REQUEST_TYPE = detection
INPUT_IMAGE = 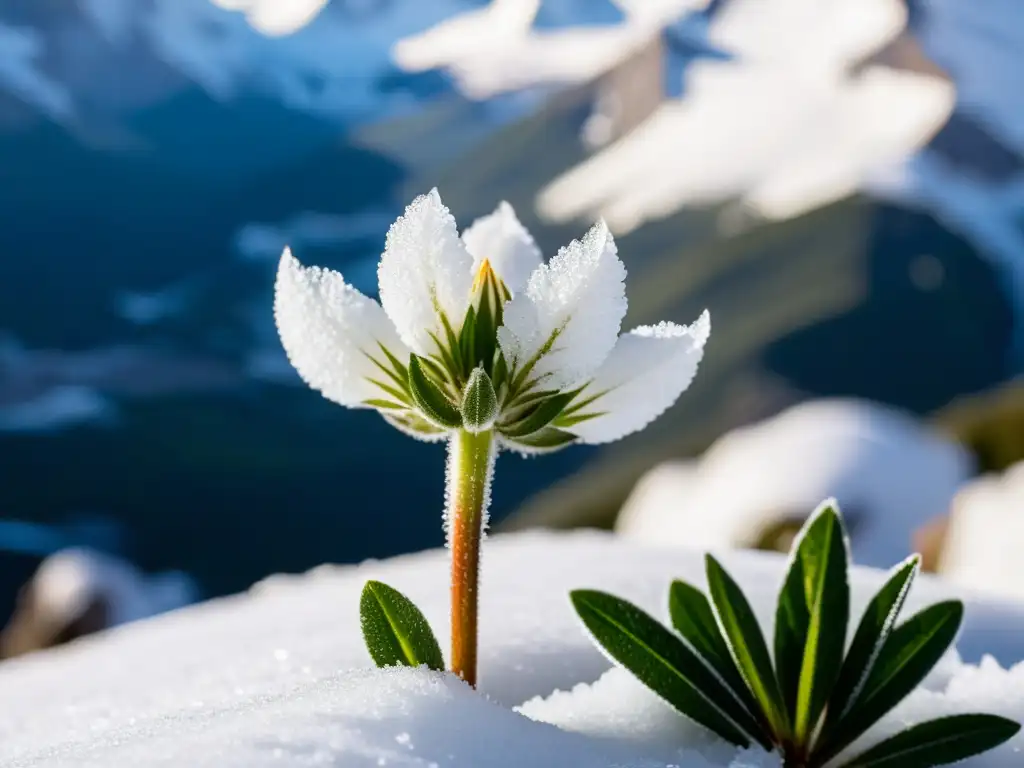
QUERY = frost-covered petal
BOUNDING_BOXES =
[568,311,710,444]
[275,248,411,408]
[497,221,626,391]
[462,202,542,294]
[378,189,475,356]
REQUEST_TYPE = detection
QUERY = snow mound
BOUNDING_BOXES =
[942,461,1024,602]
[0,531,1022,766]
[616,399,973,569]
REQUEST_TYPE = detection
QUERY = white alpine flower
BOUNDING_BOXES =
[274,188,709,452]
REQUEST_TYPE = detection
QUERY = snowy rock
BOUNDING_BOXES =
[393,0,709,101]
[940,461,1024,602]
[536,0,958,232]
[209,0,330,37]
[0,548,197,659]
[0,531,1022,766]
[615,399,974,569]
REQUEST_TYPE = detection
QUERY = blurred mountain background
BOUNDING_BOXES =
[1,0,1023,627]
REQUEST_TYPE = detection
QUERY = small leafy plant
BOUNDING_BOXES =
[277,189,709,687]
[572,500,1020,767]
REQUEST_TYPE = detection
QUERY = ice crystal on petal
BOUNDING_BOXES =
[276,188,709,452]
[568,311,710,444]
[378,189,475,356]
[274,248,411,408]
[498,220,627,392]
[462,202,542,295]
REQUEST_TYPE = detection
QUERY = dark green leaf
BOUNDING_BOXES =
[774,501,850,741]
[826,555,920,729]
[458,306,477,373]
[570,589,764,748]
[439,312,466,378]
[417,355,452,387]
[427,330,460,379]
[408,354,462,429]
[669,580,768,733]
[817,601,964,764]
[472,285,500,373]
[367,378,413,407]
[491,352,509,394]
[553,410,605,428]
[501,391,576,438]
[505,426,577,452]
[359,580,444,671]
[460,367,498,431]
[705,555,790,738]
[838,714,1020,768]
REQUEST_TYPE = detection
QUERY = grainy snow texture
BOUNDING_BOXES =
[1,532,1022,767]
[275,189,710,449]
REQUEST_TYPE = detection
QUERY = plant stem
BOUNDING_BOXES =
[446,428,496,687]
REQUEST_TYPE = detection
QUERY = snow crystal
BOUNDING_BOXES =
[377,190,475,358]
[274,248,412,408]
[498,221,627,392]
[0,532,1022,766]
[569,313,710,445]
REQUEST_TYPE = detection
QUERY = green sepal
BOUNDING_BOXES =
[458,305,477,374]
[362,398,407,410]
[461,367,498,432]
[501,391,575,438]
[471,283,501,374]
[408,354,462,429]
[504,426,577,452]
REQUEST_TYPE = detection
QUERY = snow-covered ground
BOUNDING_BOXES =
[1,531,1023,766]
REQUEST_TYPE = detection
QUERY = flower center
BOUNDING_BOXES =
[471,259,496,294]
